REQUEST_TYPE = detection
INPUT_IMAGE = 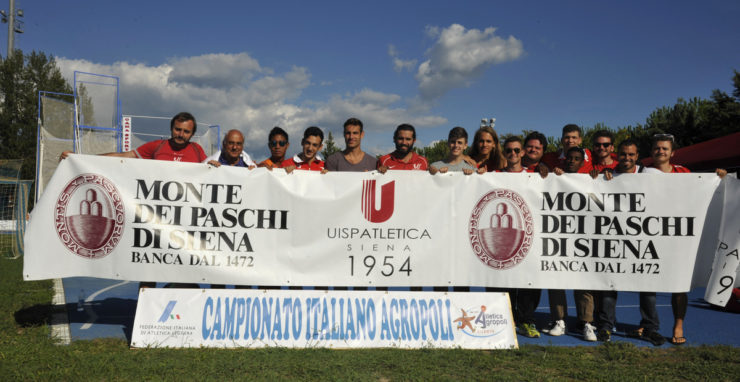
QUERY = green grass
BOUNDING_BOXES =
[1,258,738,381]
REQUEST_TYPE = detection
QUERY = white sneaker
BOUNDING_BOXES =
[583,323,597,342]
[543,320,566,336]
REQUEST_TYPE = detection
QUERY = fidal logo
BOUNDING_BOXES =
[55,173,125,259]
[158,301,181,322]
[361,180,395,223]
[469,189,534,270]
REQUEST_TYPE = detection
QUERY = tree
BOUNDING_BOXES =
[415,140,448,164]
[321,131,340,159]
[0,50,72,180]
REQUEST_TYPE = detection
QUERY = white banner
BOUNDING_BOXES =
[24,155,730,292]
[704,178,740,305]
[131,289,517,349]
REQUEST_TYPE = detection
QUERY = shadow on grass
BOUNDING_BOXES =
[14,298,137,343]
[14,303,52,327]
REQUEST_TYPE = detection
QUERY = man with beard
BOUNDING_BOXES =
[205,129,256,168]
[61,112,206,162]
[60,112,205,290]
[326,118,377,171]
[596,139,663,345]
[377,124,428,172]
[589,130,618,174]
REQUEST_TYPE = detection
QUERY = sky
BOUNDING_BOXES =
[9,0,740,158]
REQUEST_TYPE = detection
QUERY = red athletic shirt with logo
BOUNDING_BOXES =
[377,152,428,171]
[281,157,325,171]
[654,164,690,173]
[135,139,206,163]
[592,160,618,173]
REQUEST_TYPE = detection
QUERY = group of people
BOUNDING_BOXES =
[60,112,728,346]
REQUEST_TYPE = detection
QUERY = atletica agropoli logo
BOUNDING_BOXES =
[55,173,125,259]
[469,189,534,270]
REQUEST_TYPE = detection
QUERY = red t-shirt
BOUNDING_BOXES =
[542,149,594,173]
[258,158,285,168]
[135,139,206,163]
[654,164,690,173]
[281,157,325,171]
[377,152,428,171]
[592,160,618,173]
[496,168,529,173]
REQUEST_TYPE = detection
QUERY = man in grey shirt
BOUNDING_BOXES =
[430,127,476,175]
[325,118,377,171]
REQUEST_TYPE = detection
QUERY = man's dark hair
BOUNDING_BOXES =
[591,129,614,145]
[268,126,289,142]
[171,112,197,134]
[303,126,324,143]
[448,126,468,142]
[524,131,547,147]
[343,118,364,132]
[566,146,585,157]
[562,124,581,137]
[394,123,416,140]
[617,138,638,153]
[651,133,676,150]
[503,136,522,146]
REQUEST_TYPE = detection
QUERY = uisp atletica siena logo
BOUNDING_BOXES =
[469,189,533,270]
[361,180,395,223]
[55,173,125,259]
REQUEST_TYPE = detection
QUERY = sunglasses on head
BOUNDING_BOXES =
[653,133,674,142]
[269,140,287,147]
[504,147,521,154]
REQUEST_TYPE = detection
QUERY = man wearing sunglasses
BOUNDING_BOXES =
[498,136,527,173]
[258,127,290,169]
[497,136,548,338]
[589,130,618,174]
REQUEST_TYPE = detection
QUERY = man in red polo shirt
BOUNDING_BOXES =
[377,124,428,172]
[282,126,327,173]
[61,112,206,162]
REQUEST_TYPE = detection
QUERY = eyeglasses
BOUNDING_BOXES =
[593,142,612,148]
[269,140,287,147]
[653,133,674,142]
[504,147,521,154]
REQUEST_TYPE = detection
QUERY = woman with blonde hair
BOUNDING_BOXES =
[470,126,506,173]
